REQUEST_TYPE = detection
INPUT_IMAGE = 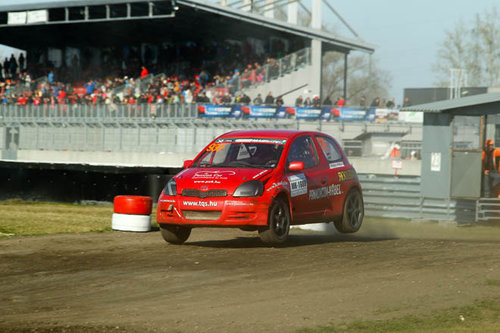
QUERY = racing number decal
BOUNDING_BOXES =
[337,169,356,181]
[317,137,328,151]
[288,174,307,197]
[206,143,226,152]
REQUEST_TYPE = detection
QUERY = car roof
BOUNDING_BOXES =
[218,129,324,141]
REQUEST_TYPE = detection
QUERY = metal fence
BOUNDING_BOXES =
[0,103,198,121]
[359,174,477,223]
[475,198,500,222]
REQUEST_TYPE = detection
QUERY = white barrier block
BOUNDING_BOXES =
[112,213,151,232]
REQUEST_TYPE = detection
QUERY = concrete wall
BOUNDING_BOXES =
[3,120,423,175]
[16,150,195,168]
[14,150,421,176]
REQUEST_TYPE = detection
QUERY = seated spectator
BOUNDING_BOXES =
[335,96,345,107]
[403,97,411,107]
[264,91,274,105]
[239,93,251,105]
[220,92,232,105]
[304,97,311,107]
[195,91,210,103]
[253,93,263,105]
[370,97,380,107]
[312,95,321,108]
[295,95,303,106]
[275,95,284,108]
[359,95,367,108]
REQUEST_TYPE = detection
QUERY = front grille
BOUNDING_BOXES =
[182,210,222,220]
[182,189,227,198]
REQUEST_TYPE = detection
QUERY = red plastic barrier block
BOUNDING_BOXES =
[114,195,152,215]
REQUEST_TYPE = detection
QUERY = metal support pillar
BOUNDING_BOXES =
[343,52,348,100]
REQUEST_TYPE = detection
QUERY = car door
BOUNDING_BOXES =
[314,135,351,217]
[285,135,329,222]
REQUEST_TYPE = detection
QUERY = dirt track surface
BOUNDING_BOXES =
[1,219,499,333]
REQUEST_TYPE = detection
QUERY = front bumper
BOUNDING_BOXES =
[157,195,271,227]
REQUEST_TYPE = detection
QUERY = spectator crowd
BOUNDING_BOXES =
[1,39,402,110]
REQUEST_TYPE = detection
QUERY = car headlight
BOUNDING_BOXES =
[163,178,177,196]
[233,180,264,197]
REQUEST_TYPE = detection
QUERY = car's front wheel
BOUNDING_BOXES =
[259,198,290,245]
[160,224,191,244]
[334,189,364,233]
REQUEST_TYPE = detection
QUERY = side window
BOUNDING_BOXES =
[287,135,319,169]
[316,136,343,162]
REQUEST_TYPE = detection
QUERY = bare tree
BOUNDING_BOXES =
[434,6,500,88]
[476,7,500,87]
[322,52,391,106]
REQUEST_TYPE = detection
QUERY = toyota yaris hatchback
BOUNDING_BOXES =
[157,129,364,245]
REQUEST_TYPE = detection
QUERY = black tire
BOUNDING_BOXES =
[334,189,364,233]
[259,198,290,245]
[160,224,191,244]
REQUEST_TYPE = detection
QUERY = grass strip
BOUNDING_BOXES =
[297,298,500,333]
[0,199,158,237]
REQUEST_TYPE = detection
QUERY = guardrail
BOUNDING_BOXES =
[475,198,500,222]
[359,174,477,223]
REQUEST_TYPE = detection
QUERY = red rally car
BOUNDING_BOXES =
[157,129,364,245]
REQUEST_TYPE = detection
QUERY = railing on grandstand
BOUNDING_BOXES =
[213,47,311,95]
[110,73,167,97]
[8,75,44,96]
[0,103,198,120]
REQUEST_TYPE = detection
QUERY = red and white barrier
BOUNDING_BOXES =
[112,195,152,232]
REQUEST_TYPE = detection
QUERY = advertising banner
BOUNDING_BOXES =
[398,110,423,123]
[294,107,322,120]
[198,105,233,117]
[241,105,280,118]
[326,107,374,122]
[375,108,399,122]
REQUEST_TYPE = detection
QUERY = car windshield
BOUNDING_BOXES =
[193,138,286,169]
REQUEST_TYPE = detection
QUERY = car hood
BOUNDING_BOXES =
[175,167,273,194]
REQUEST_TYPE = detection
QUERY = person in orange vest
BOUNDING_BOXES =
[482,139,499,197]
[389,144,400,158]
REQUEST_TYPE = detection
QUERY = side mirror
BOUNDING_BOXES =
[183,160,194,169]
[288,161,304,171]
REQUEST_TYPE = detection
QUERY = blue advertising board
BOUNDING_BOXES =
[294,107,322,120]
[241,105,279,118]
[197,104,376,121]
[197,104,233,117]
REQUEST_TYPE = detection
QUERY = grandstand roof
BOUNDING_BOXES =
[0,0,375,54]
[401,92,500,116]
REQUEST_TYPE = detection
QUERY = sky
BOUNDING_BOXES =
[1,0,499,104]
[331,0,499,103]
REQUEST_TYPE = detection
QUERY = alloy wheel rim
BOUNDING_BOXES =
[273,203,288,236]
[348,195,362,228]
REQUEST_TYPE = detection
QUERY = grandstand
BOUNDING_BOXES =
[0,0,421,203]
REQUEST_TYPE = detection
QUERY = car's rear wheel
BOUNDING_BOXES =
[160,224,191,244]
[259,198,290,245]
[334,189,364,233]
